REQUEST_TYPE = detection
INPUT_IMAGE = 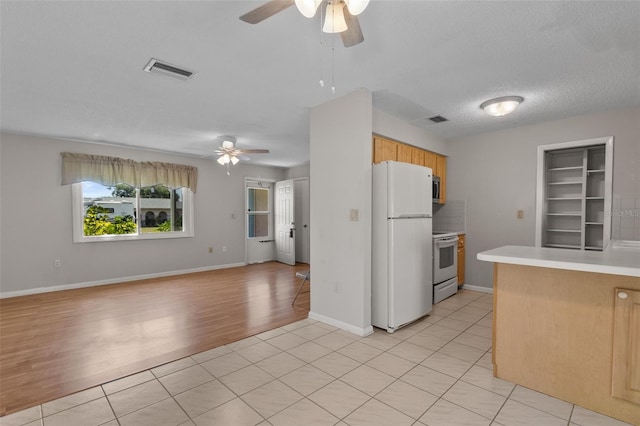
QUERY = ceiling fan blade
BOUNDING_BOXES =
[341,10,364,47]
[239,0,295,24]
[240,149,270,154]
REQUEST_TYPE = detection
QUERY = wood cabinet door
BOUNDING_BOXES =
[436,154,446,204]
[373,137,398,164]
[424,151,436,172]
[397,144,413,164]
[611,288,640,404]
[412,149,426,167]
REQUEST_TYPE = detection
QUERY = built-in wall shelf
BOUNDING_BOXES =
[536,138,613,252]
[546,243,581,249]
[548,181,583,186]
[549,166,583,171]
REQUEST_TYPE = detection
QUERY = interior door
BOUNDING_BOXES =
[275,179,295,265]
[246,180,274,264]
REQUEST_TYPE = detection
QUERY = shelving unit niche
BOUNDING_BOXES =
[537,140,612,251]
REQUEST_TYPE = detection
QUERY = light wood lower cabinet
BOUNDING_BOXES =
[492,264,640,424]
[372,135,447,203]
[457,234,465,285]
[612,288,640,404]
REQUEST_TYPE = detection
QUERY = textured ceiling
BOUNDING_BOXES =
[1,1,639,167]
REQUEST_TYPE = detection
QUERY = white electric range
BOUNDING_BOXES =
[432,231,459,303]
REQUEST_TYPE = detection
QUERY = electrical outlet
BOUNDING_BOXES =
[222,246,227,252]
[350,209,360,221]
[54,259,61,268]
[334,282,342,293]
[517,210,524,219]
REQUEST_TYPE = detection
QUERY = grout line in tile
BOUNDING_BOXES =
[104,396,121,426]
[568,404,576,424]
[488,376,518,424]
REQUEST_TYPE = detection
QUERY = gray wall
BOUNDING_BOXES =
[309,89,373,335]
[285,163,310,180]
[447,106,640,288]
[373,109,449,156]
[0,132,287,296]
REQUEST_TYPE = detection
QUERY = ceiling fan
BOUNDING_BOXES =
[240,0,369,48]
[213,136,270,174]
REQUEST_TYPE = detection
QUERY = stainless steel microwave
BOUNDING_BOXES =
[433,176,441,202]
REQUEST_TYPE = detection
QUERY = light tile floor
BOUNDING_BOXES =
[1,290,633,426]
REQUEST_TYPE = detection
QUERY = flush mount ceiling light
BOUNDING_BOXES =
[480,96,524,117]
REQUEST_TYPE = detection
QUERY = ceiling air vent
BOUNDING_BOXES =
[428,115,448,123]
[143,58,196,81]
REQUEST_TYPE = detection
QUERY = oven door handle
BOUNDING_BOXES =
[435,237,459,246]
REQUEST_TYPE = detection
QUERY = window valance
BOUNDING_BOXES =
[61,152,198,193]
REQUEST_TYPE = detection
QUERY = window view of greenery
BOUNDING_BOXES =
[82,182,183,237]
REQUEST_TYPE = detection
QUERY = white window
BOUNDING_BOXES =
[247,186,271,238]
[72,181,194,242]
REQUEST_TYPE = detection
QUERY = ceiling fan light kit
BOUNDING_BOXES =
[295,0,369,20]
[295,0,322,18]
[480,96,524,117]
[344,0,370,16]
[240,0,367,47]
[212,136,270,174]
[323,2,348,33]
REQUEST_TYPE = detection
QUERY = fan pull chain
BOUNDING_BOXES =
[318,4,324,88]
[330,2,335,94]
[331,38,335,94]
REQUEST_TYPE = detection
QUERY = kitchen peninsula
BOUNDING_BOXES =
[478,245,640,425]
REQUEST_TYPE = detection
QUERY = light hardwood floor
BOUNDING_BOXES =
[0,261,310,416]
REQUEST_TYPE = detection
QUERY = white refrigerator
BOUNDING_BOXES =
[372,161,433,333]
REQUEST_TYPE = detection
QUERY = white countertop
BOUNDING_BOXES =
[477,245,640,277]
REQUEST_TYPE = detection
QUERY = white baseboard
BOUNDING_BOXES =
[308,311,374,337]
[462,283,494,294]
[0,262,247,299]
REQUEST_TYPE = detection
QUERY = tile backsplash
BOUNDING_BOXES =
[611,195,640,240]
[433,200,466,233]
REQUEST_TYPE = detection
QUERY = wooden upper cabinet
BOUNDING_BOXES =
[611,288,640,405]
[372,135,447,204]
[411,149,426,167]
[424,151,437,172]
[397,143,413,163]
[373,136,398,164]
[436,154,447,204]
